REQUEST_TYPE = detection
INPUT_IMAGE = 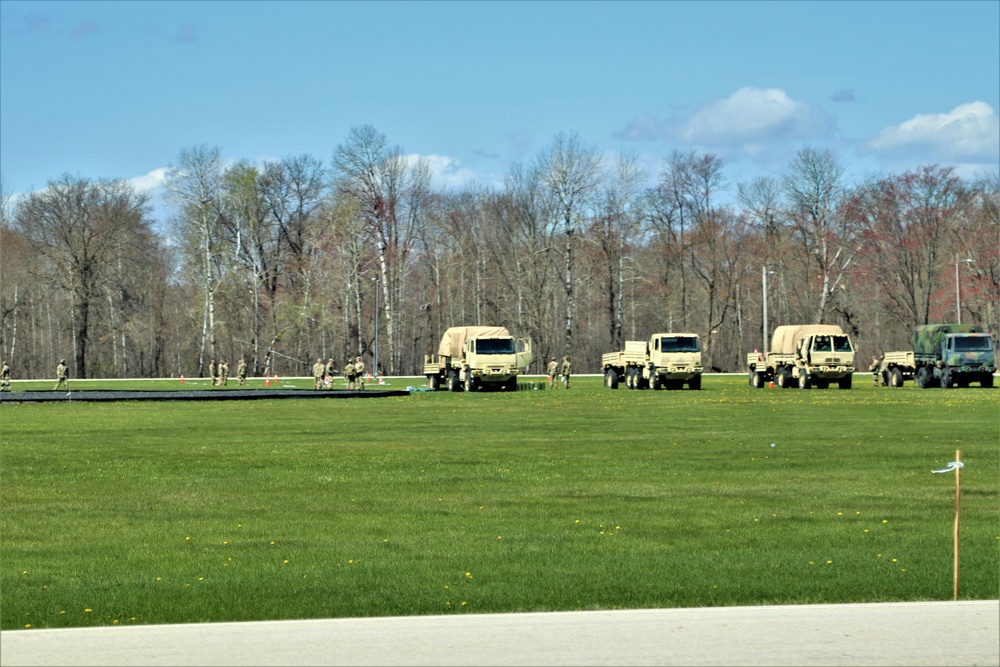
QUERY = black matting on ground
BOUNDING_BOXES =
[0,388,409,404]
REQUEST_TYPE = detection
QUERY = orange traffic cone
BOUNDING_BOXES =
[378,375,385,385]
[180,374,185,384]
[265,375,271,386]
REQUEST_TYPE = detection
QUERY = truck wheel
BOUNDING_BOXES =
[689,375,701,390]
[464,374,477,392]
[627,367,637,389]
[814,379,829,389]
[776,367,791,388]
[983,374,994,388]
[652,375,663,390]
[889,368,903,388]
[505,377,518,392]
[838,374,853,389]
[448,370,461,392]
[916,367,933,389]
[427,374,440,391]
[798,369,811,389]
[751,372,764,389]
[940,370,953,389]
[605,369,619,389]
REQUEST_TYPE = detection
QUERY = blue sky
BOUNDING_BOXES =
[2,0,998,219]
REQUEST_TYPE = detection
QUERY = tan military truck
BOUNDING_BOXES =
[602,333,703,390]
[747,324,855,389]
[424,326,532,392]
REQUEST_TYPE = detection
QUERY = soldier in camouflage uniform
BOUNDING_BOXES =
[312,358,325,390]
[209,359,217,386]
[343,359,356,390]
[55,359,69,391]
[324,358,335,389]
[354,356,366,390]
[1,360,10,392]
[237,358,247,386]
[219,360,229,386]
[560,356,572,389]
[547,358,558,389]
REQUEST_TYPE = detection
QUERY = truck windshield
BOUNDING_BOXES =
[832,336,853,352]
[660,336,700,353]
[475,338,515,354]
[953,336,994,352]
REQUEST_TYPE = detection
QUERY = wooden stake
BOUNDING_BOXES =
[953,449,962,601]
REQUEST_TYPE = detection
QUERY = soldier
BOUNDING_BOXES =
[354,356,366,390]
[560,355,572,389]
[208,359,217,386]
[237,358,248,386]
[325,358,335,389]
[312,358,325,390]
[55,358,69,391]
[343,358,356,390]
[1,359,11,392]
[219,359,229,386]
[869,355,880,387]
[547,357,558,390]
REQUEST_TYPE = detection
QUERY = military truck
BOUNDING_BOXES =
[423,326,532,392]
[601,333,703,390]
[747,324,855,389]
[878,324,995,388]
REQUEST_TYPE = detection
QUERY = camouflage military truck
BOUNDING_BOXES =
[879,324,995,388]
[423,326,532,392]
[747,324,855,389]
[601,333,703,390]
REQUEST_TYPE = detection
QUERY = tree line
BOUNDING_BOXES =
[2,125,998,381]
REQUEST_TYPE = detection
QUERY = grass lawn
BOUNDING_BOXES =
[1,374,997,630]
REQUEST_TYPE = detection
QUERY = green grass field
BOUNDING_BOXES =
[2,375,998,630]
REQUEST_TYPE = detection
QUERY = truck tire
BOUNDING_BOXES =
[605,368,619,389]
[814,379,829,389]
[940,369,953,389]
[505,377,518,392]
[776,366,791,388]
[838,374,853,389]
[750,372,764,388]
[798,368,811,389]
[983,373,994,388]
[448,370,461,392]
[627,367,638,389]
[889,367,903,388]
[464,374,477,392]
[916,366,933,389]
[427,374,440,391]
[652,375,663,390]
[689,374,701,390]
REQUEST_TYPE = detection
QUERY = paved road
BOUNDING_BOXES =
[2,601,997,666]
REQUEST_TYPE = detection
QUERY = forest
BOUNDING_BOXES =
[1,125,997,380]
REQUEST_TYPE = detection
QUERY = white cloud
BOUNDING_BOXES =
[864,102,1000,162]
[615,88,834,165]
[130,167,170,193]
[405,154,492,191]
[680,87,833,145]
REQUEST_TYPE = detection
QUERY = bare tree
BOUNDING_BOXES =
[536,132,602,356]
[165,145,228,376]
[783,147,860,322]
[15,175,152,378]
[333,125,426,374]
[847,166,963,327]
[593,152,645,349]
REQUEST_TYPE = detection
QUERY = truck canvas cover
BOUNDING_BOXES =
[912,324,985,355]
[437,326,511,358]
[770,325,845,355]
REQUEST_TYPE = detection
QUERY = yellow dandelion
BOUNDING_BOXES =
[283,560,289,564]
[461,601,467,606]
[84,608,92,613]
[185,536,190,541]
[113,620,119,625]
[25,624,31,628]
[826,560,832,564]
[465,571,472,578]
